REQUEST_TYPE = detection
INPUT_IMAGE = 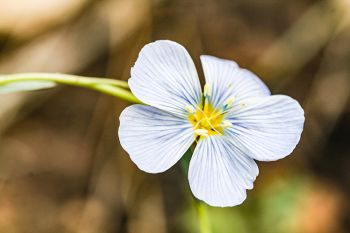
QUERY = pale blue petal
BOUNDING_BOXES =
[118,104,195,173]
[225,95,305,161]
[188,136,259,207]
[200,55,270,109]
[129,40,202,118]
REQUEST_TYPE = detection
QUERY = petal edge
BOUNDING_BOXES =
[188,136,258,207]
[129,40,202,118]
[226,95,305,161]
[118,104,195,173]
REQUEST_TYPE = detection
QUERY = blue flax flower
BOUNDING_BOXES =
[118,40,304,207]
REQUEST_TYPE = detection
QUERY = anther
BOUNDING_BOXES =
[194,129,209,137]
[185,105,195,114]
[223,96,235,109]
[203,84,212,97]
[222,120,232,128]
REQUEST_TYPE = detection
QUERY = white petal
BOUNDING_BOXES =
[129,40,202,118]
[188,136,259,207]
[200,55,270,109]
[118,104,195,173]
[225,95,305,161]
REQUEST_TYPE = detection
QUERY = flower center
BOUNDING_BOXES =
[188,103,225,137]
[186,84,234,138]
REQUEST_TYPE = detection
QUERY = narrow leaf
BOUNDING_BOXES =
[0,81,56,94]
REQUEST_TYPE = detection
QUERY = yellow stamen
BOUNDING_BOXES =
[222,120,232,128]
[185,105,195,114]
[224,96,235,109]
[194,129,209,137]
[187,85,237,138]
[203,84,212,97]
[188,102,225,137]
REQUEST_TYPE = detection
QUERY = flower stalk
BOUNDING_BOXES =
[0,73,141,104]
[181,149,212,233]
[196,201,211,233]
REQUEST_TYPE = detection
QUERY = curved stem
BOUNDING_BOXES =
[0,73,129,88]
[0,73,142,104]
[92,84,141,103]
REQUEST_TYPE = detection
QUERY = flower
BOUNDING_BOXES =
[118,40,304,207]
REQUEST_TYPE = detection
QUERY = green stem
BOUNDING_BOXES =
[196,201,211,233]
[92,84,141,103]
[0,73,142,104]
[181,148,212,233]
[0,73,129,88]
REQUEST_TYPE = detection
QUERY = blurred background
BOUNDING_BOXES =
[0,0,349,232]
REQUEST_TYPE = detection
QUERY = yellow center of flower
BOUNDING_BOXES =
[188,103,225,137]
[186,84,233,138]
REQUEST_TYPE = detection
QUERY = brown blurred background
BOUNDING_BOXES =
[0,0,349,232]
